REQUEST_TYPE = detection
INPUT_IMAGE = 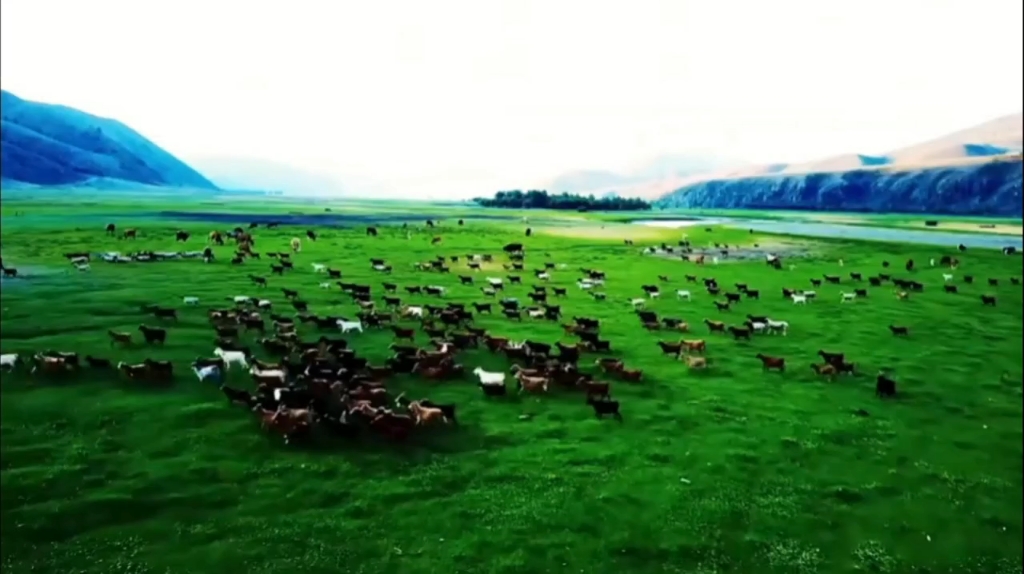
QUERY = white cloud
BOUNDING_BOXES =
[2,0,1021,197]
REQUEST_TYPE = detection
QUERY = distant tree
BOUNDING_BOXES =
[473,189,651,211]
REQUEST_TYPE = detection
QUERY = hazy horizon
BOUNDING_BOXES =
[2,0,1022,198]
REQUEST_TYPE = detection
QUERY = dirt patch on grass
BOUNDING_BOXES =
[649,240,820,262]
[800,214,870,225]
[538,224,678,241]
[913,221,1023,236]
[157,211,516,226]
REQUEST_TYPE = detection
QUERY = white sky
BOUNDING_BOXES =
[2,0,1022,198]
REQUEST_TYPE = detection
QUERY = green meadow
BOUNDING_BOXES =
[1,198,1021,574]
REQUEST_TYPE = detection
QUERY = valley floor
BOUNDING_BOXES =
[1,199,1022,574]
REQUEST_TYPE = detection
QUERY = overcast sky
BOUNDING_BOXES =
[2,0,1022,197]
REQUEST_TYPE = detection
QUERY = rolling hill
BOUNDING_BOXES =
[546,155,745,199]
[0,90,216,189]
[655,114,1023,216]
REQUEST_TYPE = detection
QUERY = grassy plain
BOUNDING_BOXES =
[1,198,1022,574]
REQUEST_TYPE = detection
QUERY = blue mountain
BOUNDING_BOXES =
[0,90,216,189]
[655,160,1023,216]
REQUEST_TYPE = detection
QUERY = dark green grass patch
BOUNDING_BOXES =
[1,213,1022,574]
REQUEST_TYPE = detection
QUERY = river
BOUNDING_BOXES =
[634,218,1023,250]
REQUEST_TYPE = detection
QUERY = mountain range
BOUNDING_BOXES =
[1,88,1020,215]
[655,114,1023,216]
[546,155,744,197]
[0,90,216,190]
[553,114,1022,201]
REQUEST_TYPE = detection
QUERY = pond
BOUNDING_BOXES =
[634,219,1024,250]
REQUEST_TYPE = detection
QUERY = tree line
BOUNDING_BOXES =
[474,189,651,211]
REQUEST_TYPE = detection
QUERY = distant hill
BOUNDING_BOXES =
[547,170,633,195]
[547,155,745,199]
[0,90,216,189]
[656,114,1023,216]
[885,113,1022,166]
[188,156,348,196]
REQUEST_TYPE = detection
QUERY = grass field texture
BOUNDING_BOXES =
[1,202,1022,574]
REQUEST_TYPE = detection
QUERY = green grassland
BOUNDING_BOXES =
[1,200,1022,574]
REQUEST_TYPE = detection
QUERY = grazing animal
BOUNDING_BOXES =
[614,366,638,380]
[338,320,364,333]
[250,365,287,384]
[403,305,425,318]
[587,396,623,421]
[220,385,254,406]
[107,329,132,347]
[685,355,708,369]
[138,325,166,344]
[876,372,897,397]
[675,289,692,301]
[704,319,726,333]
[517,374,549,393]
[290,237,302,252]
[681,339,706,354]
[818,350,844,365]
[981,294,997,306]
[888,325,909,336]
[755,353,785,372]
[1,354,21,372]
[791,293,807,305]
[811,363,837,378]
[182,296,200,305]
[657,341,684,357]
[577,378,611,399]
[840,291,856,303]
[478,380,507,396]
[473,367,506,385]
[214,348,249,370]
[745,320,766,334]
[727,326,751,340]
[765,319,788,336]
